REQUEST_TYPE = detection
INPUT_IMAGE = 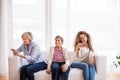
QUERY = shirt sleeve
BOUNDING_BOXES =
[17,44,23,52]
[70,52,76,63]
[64,48,70,66]
[25,46,40,63]
[47,47,53,69]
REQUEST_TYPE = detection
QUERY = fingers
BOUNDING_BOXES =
[79,42,87,47]
[46,69,51,74]
[10,49,18,56]
[11,49,15,52]
[61,64,68,72]
[62,67,67,72]
[10,49,15,55]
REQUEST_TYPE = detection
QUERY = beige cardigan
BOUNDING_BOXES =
[47,46,70,69]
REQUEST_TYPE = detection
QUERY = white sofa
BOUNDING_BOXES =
[8,52,107,80]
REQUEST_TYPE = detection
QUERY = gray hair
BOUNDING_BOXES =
[55,35,64,43]
[21,32,33,42]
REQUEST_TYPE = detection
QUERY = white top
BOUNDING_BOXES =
[71,46,93,63]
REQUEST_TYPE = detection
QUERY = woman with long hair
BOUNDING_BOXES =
[71,31,96,80]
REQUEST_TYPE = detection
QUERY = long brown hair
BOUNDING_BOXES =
[74,31,93,51]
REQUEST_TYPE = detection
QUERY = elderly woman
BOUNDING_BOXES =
[46,35,70,80]
[11,32,47,80]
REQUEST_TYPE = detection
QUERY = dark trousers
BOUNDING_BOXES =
[20,61,47,80]
[51,62,70,80]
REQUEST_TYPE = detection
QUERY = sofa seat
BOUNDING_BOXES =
[34,68,83,80]
[8,52,106,80]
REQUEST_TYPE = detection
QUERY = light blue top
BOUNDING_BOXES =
[17,42,47,64]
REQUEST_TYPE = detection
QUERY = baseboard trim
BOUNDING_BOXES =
[0,73,8,77]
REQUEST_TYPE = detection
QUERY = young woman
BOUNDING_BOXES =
[46,35,70,80]
[11,32,47,80]
[71,31,96,80]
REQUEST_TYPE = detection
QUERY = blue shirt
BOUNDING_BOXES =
[17,42,47,64]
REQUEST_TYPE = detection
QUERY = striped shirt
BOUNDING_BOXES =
[53,49,65,62]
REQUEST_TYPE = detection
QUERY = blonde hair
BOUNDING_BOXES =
[21,32,33,42]
[74,31,93,51]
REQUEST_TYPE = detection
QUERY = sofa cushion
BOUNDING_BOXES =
[34,68,84,80]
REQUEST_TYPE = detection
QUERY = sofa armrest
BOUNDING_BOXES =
[8,55,20,80]
[95,55,107,80]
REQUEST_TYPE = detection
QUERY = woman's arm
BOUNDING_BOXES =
[88,51,95,65]
[16,53,26,59]
[47,47,54,69]
[46,46,54,74]
[24,45,41,63]
[61,64,69,72]
[11,49,26,59]
[63,48,70,66]
[61,48,69,72]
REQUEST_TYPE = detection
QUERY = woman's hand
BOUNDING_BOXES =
[46,69,51,74]
[11,49,18,56]
[88,54,95,65]
[79,42,87,47]
[11,49,26,59]
[75,42,87,54]
[75,43,80,53]
[61,64,68,72]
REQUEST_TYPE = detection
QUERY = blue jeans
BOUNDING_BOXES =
[88,64,95,80]
[51,62,70,80]
[20,61,47,80]
[71,62,95,80]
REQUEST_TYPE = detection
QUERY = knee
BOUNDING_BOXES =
[51,64,60,70]
[26,67,32,73]
[65,66,70,73]
[70,63,74,68]
[89,65,95,71]
[20,65,27,72]
[82,63,89,70]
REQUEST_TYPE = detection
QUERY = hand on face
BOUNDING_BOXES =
[78,42,87,47]
[75,42,87,52]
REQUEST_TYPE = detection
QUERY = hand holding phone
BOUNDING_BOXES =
[10,49,18,55]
